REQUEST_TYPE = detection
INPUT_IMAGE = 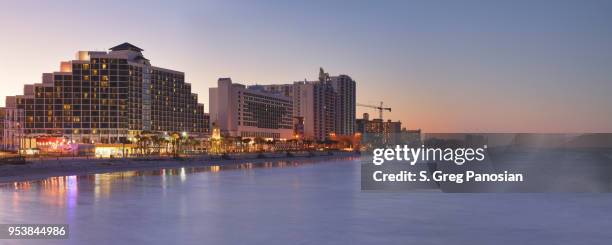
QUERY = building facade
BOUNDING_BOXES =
[0,109,4,149]
[0,99,24,151]
[1,43,206,151]
[209,78,293,139]
[202,113,210,134]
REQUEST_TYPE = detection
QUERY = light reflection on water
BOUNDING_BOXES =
[0,158,356,208]
[0,157,611,245]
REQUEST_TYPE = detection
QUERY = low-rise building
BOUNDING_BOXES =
[1,99,24,151]
[356,113,402,145]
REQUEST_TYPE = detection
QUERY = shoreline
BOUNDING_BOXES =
[0,151,359,183]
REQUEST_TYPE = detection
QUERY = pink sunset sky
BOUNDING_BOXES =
[0,0,611,133]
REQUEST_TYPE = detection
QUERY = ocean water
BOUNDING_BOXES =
[0,158,611,244]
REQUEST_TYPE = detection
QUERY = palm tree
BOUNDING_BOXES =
[224,137,235,153]
[242,138,252,152]
[134,134,142,156]
[192,138,202,153]
[150,135,161,154]
[254,137,265,152]
[141,135,152,155]
[119,137,131,158]
[171,132,181,157]
[154,136,171,156]
[152,135,169,155]
[182,137,198,153]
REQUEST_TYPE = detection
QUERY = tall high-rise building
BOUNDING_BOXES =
[330,74,356,136]
[289,80,336,141]
[209,78,293,139]
[260,68,356,142]
[1,43,206,149]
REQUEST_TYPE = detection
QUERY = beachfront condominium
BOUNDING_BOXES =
[289,80,336,141]
[209,78,294,140]
[260,68,356,142]
[1,43,207,151]
[329,74,356,136]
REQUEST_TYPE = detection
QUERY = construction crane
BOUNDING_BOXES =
[357,102,391,121]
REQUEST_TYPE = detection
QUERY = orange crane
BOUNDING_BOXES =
[357,102,391,121]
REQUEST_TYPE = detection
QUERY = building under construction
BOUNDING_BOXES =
[356,113,421,146]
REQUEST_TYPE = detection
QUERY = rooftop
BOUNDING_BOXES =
[109,42,144,52]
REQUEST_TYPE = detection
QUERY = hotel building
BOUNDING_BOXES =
[1,43,206,152]
[209,78,293,139]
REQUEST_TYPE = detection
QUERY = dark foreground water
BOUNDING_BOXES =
[1,158,611,245]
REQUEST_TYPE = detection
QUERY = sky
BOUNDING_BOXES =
[0,0,611,133]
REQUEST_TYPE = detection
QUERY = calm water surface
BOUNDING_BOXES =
[1,158,611,245]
